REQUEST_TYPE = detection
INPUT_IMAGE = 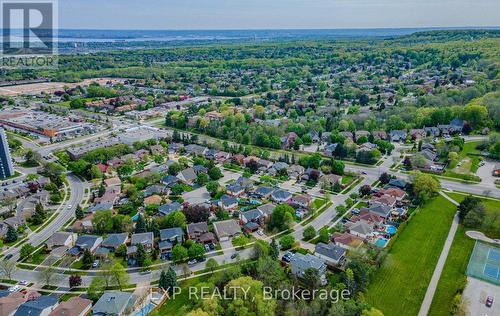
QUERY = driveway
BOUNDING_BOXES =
[476,159,498,187]
[182,187,210,205]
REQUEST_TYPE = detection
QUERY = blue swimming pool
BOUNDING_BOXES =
[375,238,388,248]
[385,225,397,235]
[134,303,154,316]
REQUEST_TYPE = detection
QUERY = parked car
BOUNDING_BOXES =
[281,251,294,263]
[141,270,152,275]
[8,285,21,292]
[19,280,28,286]
[257,230,264,236]
[5,254,13,260]
[204,244,210,252]
[188,259,197,265]
[92,260,100,268]
[486,296,494,307]
[197,257,206,263]
[230,253,238,259]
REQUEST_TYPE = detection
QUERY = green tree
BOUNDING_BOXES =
[135,214,147,233]
[206,258,219,275]
[303,226,316,240]
[268,204,294,232]
[164,267,177,294]
[5,226,18,243]
[206,181,220,197]
[196,173,209,186]
[269,238,279,261]
[318,226,330,243]
[135,243,147,266]
[20,243,35,261]
[82,249,94,269]
[188,243,205,260]
[208,167,223,180]
[411,171,440,203]
[109,261,129,290]
[75,205,84,220]
[172,244,188,262]
[279,235,295,250]
[87,277,106,301]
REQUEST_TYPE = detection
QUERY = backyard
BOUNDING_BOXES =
[443,141,483,182]
[365,195,457,316]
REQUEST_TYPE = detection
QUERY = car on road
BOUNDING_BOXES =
[230,253,238,259]
[5,254,13,260]
[188,259,198,265]
[67,204,72,209]
[197,257,206,263]
[486,296,494,307]
[92,260,100,268]
[19,280,28,286]
[141,269,152,275]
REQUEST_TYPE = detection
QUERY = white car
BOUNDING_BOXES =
[19,280,28,286]
[257,230,264,236]
[67,204,72,209]
[8,285,21,292]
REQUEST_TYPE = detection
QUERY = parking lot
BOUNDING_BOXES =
[462,277,500,316]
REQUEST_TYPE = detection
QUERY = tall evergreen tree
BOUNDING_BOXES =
[75,205,84,220]
[269,238,279,261]
[135,215,147,233]
[5,226,18,243]
[165,267,177,294]
[135,243,147,266]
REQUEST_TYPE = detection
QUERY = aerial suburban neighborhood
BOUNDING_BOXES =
[0,2,499,316]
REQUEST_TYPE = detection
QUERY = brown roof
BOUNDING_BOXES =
[379,188,406,198]
[332,232,364,248]
[359,211,384,224]
[372,194,397,206]
[0,292,26,316]
[104,177,121,187]
[49,297,92,316]
[144,195,162,205]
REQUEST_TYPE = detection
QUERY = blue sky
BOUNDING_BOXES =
[60,0,500,29]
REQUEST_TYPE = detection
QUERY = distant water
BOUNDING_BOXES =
[51,27,500,42]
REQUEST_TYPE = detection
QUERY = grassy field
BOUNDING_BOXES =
[427,225,475,316]
[365,196,457,316]
[444,141,483,180]
[446,193,500,239]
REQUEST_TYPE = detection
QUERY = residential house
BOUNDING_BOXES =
[410,129,426,141]
[215,151,231,163]
[320,174,342,187]
[159,201,182,216]
[14,295,58,316]
[185,144,207,156]
[49,297,92,316]
[104,177,121,187]
[193,165,208,175]
[271,189,292,203]
[213,219,241,241]
[161,175,179,187]
[159,227,184,254]
[387,178,409,189]
[290,253,327,285]
[287,165,305,179]
[324,143,338,157]
[72,235,102,254]
[187,222,216,244]
[390,130,407,142]
[371,194,397,208]
[240,209,265,226]
[256,203,275,218]
[72,214,94,233]
[253,186,275,199]
[144,184,168,197]
[424,127,440,137]
[46,232,76,251]
[290,194,312,209]
[143,195,162,206]
[420,148,438,161]
[0,216,25,238]
[378,187,406,201]
[355,130,370,141]
[218,194,239,211]
[131,232,154,252]
[177,168,197,184]
[92,291,136,316]
[101,233,128,251]
[315,242,347,267]
[281,132,298,149]
[226,183,244,196]
[346,221,374,239]
[450,118,465,132]
[257,159,273,170]
[0,292,26,316]
[372,131,387,140]
[331,232,364,250]
[361,204,393,219]
[339,131,354,141]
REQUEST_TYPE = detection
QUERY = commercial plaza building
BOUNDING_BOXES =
[0,128,14,179]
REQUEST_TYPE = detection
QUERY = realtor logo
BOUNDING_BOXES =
[1,0,58,68]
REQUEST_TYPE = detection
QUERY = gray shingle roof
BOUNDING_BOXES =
[315,242,346,261]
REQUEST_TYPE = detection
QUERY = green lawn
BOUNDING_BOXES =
[446,193,500,239]
[428,225,475,316]
[444,141,483,180]
[365,196,457,316]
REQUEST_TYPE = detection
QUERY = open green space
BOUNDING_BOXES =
[446,192,500,239]
[366,195,457,316]
[427,225,475,316]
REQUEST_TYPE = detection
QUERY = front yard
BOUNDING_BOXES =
[366,195,457,316]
